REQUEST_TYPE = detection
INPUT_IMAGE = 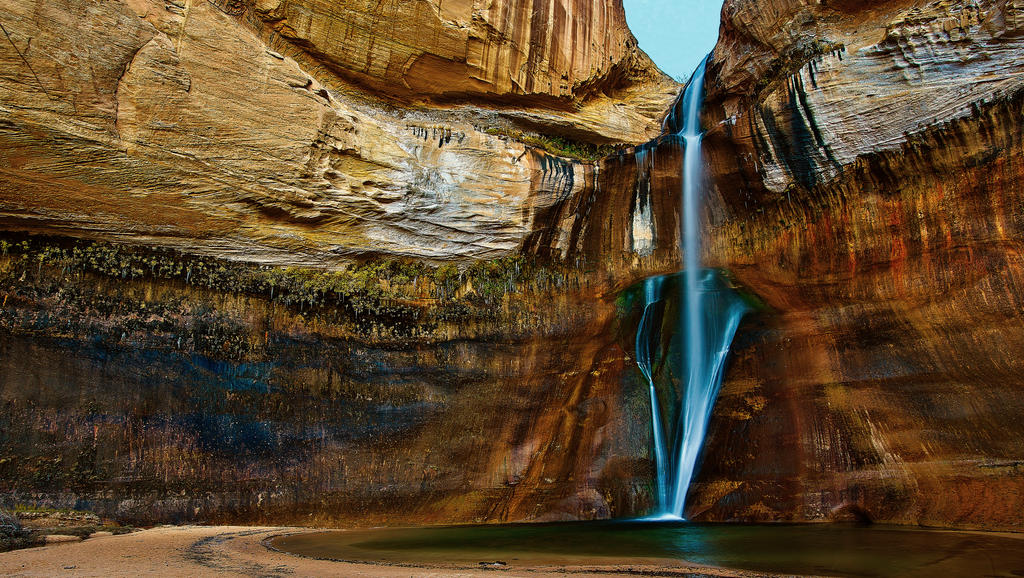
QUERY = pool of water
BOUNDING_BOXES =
[270,521,1024,576]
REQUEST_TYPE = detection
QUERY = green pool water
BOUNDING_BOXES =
[270,521,1024,576]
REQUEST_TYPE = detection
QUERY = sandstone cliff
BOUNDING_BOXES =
[0,0,677,264]
[680,0,1024,529]
[509,0,1024,529]
[4,0,1024,533]
[0,0,678,527]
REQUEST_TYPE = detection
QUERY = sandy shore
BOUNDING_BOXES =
[0,525,771,577]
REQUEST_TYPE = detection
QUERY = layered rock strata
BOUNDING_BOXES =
[5,0,1024,533]
[0,0,682,525]
[0,0,677,265]
[678,0,1024,530]
[499,0,1024,530]
[0,241,653,524]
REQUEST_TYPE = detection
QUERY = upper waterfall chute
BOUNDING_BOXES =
[662,55,710,136]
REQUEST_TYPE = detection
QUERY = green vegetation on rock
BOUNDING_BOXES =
[0,233,587,349]
[0,234,580,309]
[484,127,618,161]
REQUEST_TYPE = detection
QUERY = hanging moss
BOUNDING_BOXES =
[0,233,586,345]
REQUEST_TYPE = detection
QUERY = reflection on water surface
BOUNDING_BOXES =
[272,521,1024,577]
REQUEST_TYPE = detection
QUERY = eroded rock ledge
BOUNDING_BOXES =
[0,0,678,266]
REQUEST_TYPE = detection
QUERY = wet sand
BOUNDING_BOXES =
[0,525,768,577]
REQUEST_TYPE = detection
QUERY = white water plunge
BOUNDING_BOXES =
[634,56,748,520]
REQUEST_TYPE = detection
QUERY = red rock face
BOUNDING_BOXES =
[3,0,1024,532]
[672,0,1024,529]
[521,0,1024,530]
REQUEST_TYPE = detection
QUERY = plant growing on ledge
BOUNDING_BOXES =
[483,127,619,161]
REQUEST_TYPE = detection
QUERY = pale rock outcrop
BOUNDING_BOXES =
[706,0,1024,193]
[248,0,677,143]
[0,0,677,265]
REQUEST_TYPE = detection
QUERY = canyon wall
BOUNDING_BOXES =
[515,0,1024,530]
[4,0,1024,532]
[0,0,677,525]
[682,0,1024,529]
[0,248,653,525]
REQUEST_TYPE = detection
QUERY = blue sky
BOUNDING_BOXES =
[622,0,724,82]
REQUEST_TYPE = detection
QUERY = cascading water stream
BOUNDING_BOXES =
[636,277,669,513]
[633,56,748,520]
[634,271,746,521]
[674,56,709,519]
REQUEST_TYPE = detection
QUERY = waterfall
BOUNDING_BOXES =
[675,55,709,519]
[670,273,746,519]
[635,271,746,520]
[636,276,670,512]
[633,56,748,520]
